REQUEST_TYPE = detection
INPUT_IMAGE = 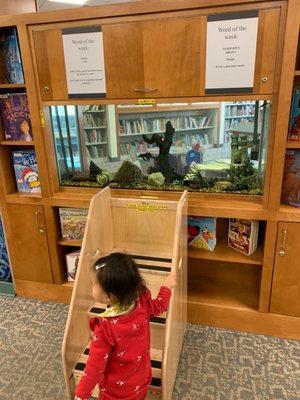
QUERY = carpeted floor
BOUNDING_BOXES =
[0,296,299,400]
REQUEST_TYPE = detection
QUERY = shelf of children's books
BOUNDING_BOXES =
[84,126,106,130]
[188,238,263,266]
[294,71,300,76]
[117,104,219,114]
[1,141,34,146]
[286,140,300,148]
[83,110,105,114]
[58,239,82,247]
[119,127,214,137]
[225,116,254,119]
[0,83,26,90]
[225,102,255,106]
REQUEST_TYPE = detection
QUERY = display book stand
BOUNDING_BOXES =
[62,187,187,400]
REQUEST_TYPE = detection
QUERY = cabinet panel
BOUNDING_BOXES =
[7,204,53,283]
[270,222,300,317]
[32,29,68,101]
[253,9,281,94]
[103,16,202,98]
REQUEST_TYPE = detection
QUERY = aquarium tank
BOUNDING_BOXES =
[49,101,271,195]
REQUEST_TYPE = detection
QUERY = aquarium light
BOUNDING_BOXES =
[48,0,88,5]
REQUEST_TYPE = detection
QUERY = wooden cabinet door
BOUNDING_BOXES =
[7,204,53,283]
[32,29,68,101]
[270,222,300,317]
[103,16,202,98]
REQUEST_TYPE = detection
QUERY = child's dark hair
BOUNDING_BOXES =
[93,252,146,306]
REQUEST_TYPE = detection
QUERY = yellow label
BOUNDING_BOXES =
[40,110,46,128]
[126,202,167,212]
[138,99,156,105]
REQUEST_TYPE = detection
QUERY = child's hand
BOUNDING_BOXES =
[164,272,177,289]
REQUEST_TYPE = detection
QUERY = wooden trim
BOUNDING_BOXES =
[258,220,278,312]
[188,301,300,340]
[15,279,72,304]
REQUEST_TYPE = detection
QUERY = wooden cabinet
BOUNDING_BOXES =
[102,16,202,98]
[6,204,53,283]
[30,7,281,101]
[270,222,300,317]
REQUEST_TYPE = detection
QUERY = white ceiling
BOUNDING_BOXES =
[37,0,137,12]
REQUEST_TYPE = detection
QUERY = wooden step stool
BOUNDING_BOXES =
[62,187,187,400]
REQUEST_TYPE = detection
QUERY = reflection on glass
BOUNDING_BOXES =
[49,100,271,195]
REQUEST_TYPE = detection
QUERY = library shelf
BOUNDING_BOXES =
[286,140,300,149]
[225,115,254,119]
[0,83,26,90]
[83,110,105,113]
[119,126,214,137]
[188,238,263,266]
[1,140,35,146]
[85,142,107,146]
[58,239,82,247]
[84,126,106,129]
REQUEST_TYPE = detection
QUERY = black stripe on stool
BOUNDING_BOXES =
[74,362,86,371]
[90,307,105,314]
[137,264,171,272]
[130,254,172,263]
[151,359,162,369]
[84,348,89,356]
[150,377,162,387]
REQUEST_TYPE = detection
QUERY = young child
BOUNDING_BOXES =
[74,252,176,400]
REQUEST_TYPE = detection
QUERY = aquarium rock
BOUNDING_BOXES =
[148,172,165,187]
[113,161,144,184]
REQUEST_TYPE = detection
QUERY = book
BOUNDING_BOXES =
[228,219,259,256]
[188,217,217,251]
[0,27,24,84]
[0,93,33,141]
[281,150,300,207]
[65,250,81,281]
[59,208,88,240]
[12,150,41,193]
[0,218,12,282]
[288,86,300,141]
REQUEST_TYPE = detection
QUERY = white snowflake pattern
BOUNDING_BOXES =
[104,353,109,360]
[116,336,121,342]
[132,323,139,331]
[110,318,118,324]
[92,335,99,342]
[157,297,163,301]
[137,355,142,362]
[116,380,126,386]
[117,350,125,357]
[135,385,141,392]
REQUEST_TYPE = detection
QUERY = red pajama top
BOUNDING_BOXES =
[75,286,172,400]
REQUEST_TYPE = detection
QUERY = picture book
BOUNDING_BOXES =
[12,151,41,193]
[0,218,12,282]
[188,217,217,251]
[0,93,33,141]
[59,208,88,240]
[281,150,300,207]
[0,27,24,84]
[289,86,300,141]
[66,250,81,282]
[228,219,259,256]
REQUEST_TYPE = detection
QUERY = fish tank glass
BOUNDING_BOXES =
[49,100,271,195]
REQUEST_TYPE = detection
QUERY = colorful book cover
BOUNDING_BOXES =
[66,250,80,282]
[0,27,24,84]
[228,219,259,256]
[188,217,217,251]
[59,208,88,240]
[0,218,12,282]
[289,86,300,141]
[12,151,41,193]
[281,150,300,207]
[0,93,33,141]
